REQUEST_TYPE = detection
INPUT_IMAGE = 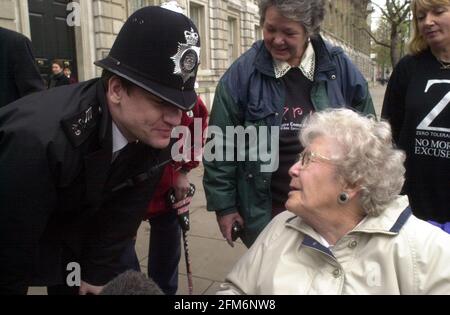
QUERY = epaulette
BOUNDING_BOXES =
[61,105,102,147]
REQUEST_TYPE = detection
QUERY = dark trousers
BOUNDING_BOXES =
[148,210,181,295]
[118,210,181,295]
[120,239,141,272]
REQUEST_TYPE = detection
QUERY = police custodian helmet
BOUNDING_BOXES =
[95,6,201,111]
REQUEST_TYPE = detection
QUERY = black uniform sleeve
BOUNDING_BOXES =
[0,126,57,294]
[381,56,414,144]
[12,35,46,97]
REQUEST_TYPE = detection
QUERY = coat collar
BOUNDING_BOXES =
[352,195,411,234]
[273,41,315,81]
[96,80,112,151]
[254,41,275,77]
[254,35,337,80]
[285,195,412,239]
[310,35,338,77]
[60,80,107,149]
[112,122,129,155]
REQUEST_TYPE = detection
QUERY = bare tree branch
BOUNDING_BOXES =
[366,0,411,65]
[353,23,391,48]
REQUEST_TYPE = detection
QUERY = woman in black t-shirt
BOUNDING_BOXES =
[382,0,450,228]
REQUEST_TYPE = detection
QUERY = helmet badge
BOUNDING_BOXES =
[171,28,200,84]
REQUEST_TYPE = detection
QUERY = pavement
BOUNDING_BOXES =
[27,84,386,295]
[370,83,386,116]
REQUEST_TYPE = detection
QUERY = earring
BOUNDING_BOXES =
[338,192,349,204]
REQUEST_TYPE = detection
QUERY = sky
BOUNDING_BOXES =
[371,0,385,30]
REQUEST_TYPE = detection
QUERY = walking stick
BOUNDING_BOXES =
[167,183,196,295]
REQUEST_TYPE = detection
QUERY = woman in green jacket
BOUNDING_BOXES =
[203,0,374,247]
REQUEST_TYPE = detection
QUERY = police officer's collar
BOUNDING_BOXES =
[95,80,113,151]
[60,80,106,148]
[112,122,129,155]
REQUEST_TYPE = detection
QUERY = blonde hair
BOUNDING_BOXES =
[300,109,406,217]
[409,0,450,55]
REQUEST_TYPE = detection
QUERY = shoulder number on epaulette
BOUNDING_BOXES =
[61,106,100,147]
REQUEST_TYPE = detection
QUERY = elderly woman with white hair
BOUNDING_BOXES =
[217,109,450,295]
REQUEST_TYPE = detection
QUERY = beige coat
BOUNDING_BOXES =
[218,196,450,295]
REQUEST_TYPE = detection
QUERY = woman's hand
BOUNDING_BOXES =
[174,172,190,201]
[217,212,245,247]
[79,280,104,295]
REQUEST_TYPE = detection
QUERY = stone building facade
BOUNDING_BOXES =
[0,0,374,110]
[322,0,375,83]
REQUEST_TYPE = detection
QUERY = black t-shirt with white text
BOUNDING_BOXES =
[382,50,450,222]
[271,68,314,216]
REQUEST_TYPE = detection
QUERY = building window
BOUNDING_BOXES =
[189,2,208,69]
[128,0,150,15]
[228,16,238,65]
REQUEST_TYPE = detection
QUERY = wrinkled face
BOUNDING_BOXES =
[111,85,182,149]
[52,63,63,75]
[263,6,308,67]
[416,4,450,49]
[286,136,343,217]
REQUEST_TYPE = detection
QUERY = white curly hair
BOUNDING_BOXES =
[300,108,406,216]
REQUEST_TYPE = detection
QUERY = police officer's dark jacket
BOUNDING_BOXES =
[0,27,45,108]
[0,79,170,294]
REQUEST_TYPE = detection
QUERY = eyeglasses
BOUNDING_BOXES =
[297,150,335,169]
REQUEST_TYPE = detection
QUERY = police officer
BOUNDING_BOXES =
[0,7,201,295]
[0,26,45,108]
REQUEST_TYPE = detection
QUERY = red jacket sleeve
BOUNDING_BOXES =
[146,96,208,218]
[175,96,209,172]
